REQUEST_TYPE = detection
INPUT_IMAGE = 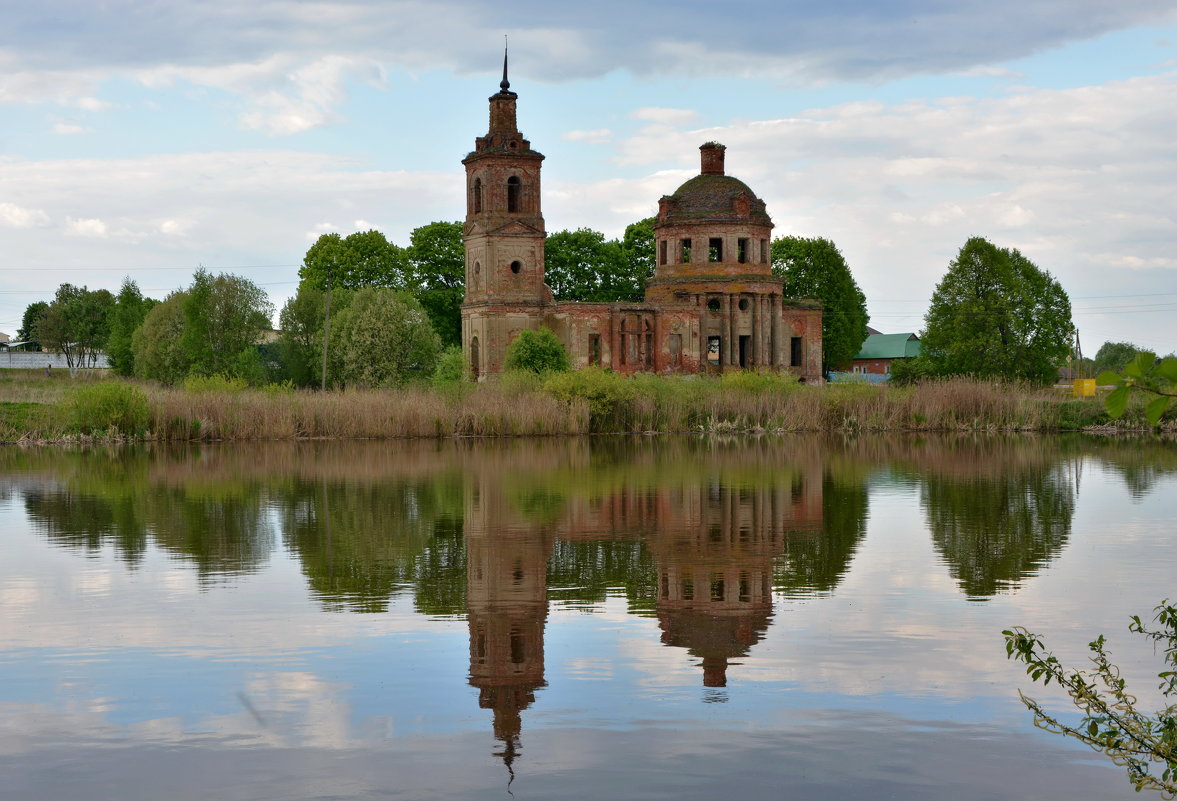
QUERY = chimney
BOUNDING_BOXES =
[700,142,726,176]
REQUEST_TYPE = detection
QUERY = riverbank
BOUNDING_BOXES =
[0,368,1168,443]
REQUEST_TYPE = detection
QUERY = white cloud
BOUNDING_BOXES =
[66,217,108,237]
[0,202,51,228]
[630,107,699,126]
[52,122,88,135]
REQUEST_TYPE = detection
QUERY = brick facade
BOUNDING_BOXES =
[461,78,822,381]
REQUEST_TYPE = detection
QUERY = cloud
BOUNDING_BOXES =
[0,202,51,228]
[66,217,108,237]
[52,122,89,135]
[630,107,700,126]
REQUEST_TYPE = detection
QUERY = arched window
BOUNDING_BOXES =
[472,177,482,214]
[510,260,522,274]
[470,336,480,380]
[507,176,521,212]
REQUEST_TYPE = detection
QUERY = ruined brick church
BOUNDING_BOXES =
[461,65,822,381]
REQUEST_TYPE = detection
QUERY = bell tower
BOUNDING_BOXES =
[461,48,552,379]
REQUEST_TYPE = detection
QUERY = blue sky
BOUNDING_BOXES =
[1,0,1176,353]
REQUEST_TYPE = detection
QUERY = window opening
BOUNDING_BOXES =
[507,176,521,212]
[707,336,721,367]
[682,574,694,600]
[472,178,482,214]
[707,298,721,312]
[510,260,522,274]
[680,238,692,263]
[509,629,525,665]
[737,238,748,263]
[659,240,668,265]
[470,336,480,380]
[739,573,751,603]
[708,238,722,262]
[738,335,750,368]
[790,336,803,367]
[710,575,725,601]
[473,261,480,276]
[588,334,601,366]
[738,297,749,311]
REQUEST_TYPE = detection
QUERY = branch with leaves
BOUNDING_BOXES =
[1098,352,1177,426]
[1002,600,1177,797]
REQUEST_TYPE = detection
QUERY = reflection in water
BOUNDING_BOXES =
[917,439,1077,598]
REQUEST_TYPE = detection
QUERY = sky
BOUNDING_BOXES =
[1,0,1176,354]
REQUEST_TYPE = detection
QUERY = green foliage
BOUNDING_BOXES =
[545,228,643,302]
[67,382,150,436]
[329,287,441,387]
[543,367,634,431]
[717,370,799,394]
[179,268,274,381]
[106,278,156,376]
[888,356,936,386]
[771,236,869,373]
[1097,352,1177,426]
[131,292,189,384]
[407,221,465,348]
[431,345,468,387]
[17,301,48,343]
[277,284,353,387]
[300,230,411,291]
[1003,601,1177,796]
[621,217,656,292]
[921,237,1073,384]
[504,328,570,374]
[1094,341,1144,376]
[34,283,116,370]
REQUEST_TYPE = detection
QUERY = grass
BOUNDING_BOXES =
[0,371,1169,443]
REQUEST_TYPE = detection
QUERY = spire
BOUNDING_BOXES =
[500,37,510,92]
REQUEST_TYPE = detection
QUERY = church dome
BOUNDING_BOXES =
[658,143,770,223]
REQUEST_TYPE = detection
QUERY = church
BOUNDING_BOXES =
[460,65,823,382]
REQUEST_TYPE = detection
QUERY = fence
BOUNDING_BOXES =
[0,350,110,370]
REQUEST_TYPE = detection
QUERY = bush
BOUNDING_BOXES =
[504,328,570,374]
[67,381,150,436]
[432,345,468,387]
[543,368,634,431]
[718,370,799,394]
[889,356,935,386]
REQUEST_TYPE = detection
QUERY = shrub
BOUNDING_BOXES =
[889,356,935,386]
[718,370,799,394]
[504,328,570,374]
[432,345,468,386]
[543,368,633,431]
[67,381,150,436]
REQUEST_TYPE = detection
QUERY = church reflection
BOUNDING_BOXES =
[462,457,829,764]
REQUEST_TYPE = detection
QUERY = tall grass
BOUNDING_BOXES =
[0,370,1167,442]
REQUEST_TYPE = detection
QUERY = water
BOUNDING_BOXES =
[0,435,1174,800]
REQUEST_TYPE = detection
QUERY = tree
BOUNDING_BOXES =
[504,327,570,374]
[771,236,869,374]
[299,230,411,292]
[17,301,48,345]
[920,237,1073,384]
[329,287,440,387]
[106,278,157,376]
[1003,600,1177,796]
[33,284,115,372]
[132,292,190,384]
[545,228,638,302]
[407,221,465,348]
[179,269,274,379]
[1094,341,1143,376]
[621,217,657,296]
[277,284,354,386]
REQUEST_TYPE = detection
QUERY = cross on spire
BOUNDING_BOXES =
[500,37,510,92]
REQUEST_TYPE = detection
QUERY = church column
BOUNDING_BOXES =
[723,294,734,368]
[698,296,708,369]
[751,295,760,368]
[772,294,783,366]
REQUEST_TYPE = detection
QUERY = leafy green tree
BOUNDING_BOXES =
[329,287,440,387]
[106,278,157,376]
[504,327,570,374]
[34,284,116,371]
[179,269,274,379]
[17,301,48,344]
[545,228,641,302]
[1003,600,1177,797]
[771,236,869,373]
[277,284,353,386]
[920,237,1073,384]
[132,292,190,384]
[300,230,411,291]
[1094,341,1143,376]
[621,217,656,295]
[407,221,465,348]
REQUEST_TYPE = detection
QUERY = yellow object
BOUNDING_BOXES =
[1072,378,1096,398]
